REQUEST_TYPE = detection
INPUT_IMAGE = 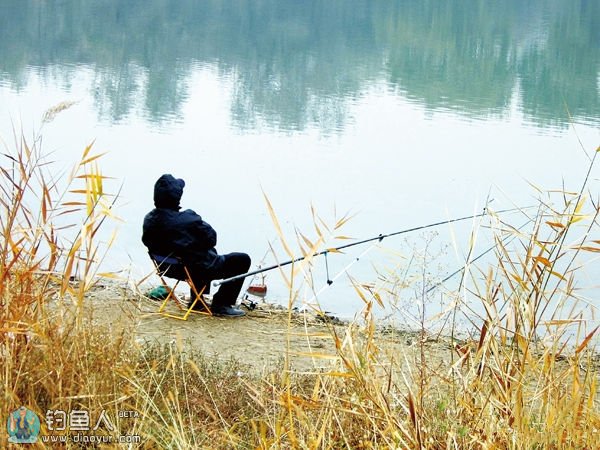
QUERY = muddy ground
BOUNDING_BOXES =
[82,281,456,374]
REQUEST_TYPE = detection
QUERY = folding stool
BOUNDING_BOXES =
[148,253,212,320]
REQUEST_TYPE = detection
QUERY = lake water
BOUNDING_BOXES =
[1,1,598,333]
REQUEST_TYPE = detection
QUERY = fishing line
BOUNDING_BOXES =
[324,251,333,286]
[245,246,271,286]
[298,241,381,312]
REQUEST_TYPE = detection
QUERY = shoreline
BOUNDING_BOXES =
[74,278,600,374]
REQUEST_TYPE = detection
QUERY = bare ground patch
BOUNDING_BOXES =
[81,280,454,374]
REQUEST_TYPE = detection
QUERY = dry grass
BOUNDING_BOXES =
[1,121,598,449]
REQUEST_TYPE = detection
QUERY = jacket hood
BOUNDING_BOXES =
[153,174,185,210]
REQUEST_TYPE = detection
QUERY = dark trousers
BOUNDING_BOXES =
[164,252,251,308]
[196,252,251,308]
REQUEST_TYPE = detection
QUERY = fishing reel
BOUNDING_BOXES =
[241,297,258,311]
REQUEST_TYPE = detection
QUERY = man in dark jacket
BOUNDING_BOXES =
[142,174,251,317]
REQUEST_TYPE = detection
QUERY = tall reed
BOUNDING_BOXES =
[0,125,134,446]
[1,118,597,449]
[233,148,600,448]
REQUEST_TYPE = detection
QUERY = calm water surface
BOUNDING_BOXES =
[1,1,598,332]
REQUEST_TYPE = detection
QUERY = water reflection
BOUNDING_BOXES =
[0,0,598,131]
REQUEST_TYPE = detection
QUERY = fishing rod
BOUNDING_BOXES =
[214,205,532,286]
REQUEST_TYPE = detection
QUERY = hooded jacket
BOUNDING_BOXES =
[142,174,223,269]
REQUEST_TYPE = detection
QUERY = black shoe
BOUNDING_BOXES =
[210,305,246,317]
